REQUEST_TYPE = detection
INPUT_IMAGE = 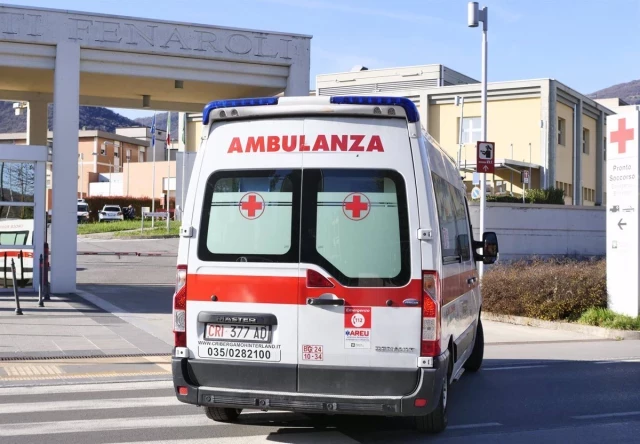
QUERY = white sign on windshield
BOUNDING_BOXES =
[606,110,640,317]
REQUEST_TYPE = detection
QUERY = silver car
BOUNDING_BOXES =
[98,205,124,222]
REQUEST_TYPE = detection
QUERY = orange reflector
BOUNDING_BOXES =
[414,398,428,407]
[178,386,188,396]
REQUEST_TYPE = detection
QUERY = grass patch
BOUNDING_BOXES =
[578,308,640,331]
[77,220,178,235]
[114,221,180,238]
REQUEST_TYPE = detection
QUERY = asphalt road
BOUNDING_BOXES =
[59,237,640,443]
[2,342,639,444]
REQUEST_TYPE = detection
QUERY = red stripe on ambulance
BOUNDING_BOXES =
[227,135,384,153]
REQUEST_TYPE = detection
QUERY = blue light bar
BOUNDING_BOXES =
[202,97,279,124]
[329,96,420,123]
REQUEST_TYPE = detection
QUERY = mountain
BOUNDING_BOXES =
[135,112,179,137]
[0,101,142,134]
[589,79,640,105]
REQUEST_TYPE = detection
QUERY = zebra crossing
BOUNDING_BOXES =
[0,380,361,444]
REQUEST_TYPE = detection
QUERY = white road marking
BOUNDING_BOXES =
[0,379,171,396]
[483,365,548,371]
[448,422,502,430]
[572,411,640,420]
[0,396,180,414]
[594,358,640,364]
[0,415,214,436]
[107,432,360,444]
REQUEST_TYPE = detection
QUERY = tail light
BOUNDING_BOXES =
[420,271,441,357]
[117,211,123,216]
[173,264,187,347]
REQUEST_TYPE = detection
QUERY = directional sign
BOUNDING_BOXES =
[471,186,481,200]
[476,141,495,174]
[606,110,640,317]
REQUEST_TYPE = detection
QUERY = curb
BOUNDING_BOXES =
[482,312,640,340]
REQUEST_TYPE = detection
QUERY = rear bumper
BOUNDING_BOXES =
[172,350,449,417]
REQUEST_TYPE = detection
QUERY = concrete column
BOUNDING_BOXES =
[546,80,557,188]
[51,41,80,294]
[284,47,310,96]
[573,99,583,205]
[595,110,605,205]
[27,101,48,146]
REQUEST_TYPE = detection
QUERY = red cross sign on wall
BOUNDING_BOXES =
[611,118,635,155]
[343,193,371,221]
[239,193,265,219]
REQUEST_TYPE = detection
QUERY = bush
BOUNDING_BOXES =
[482,257,606,321]
[485,187,565,205]
[80,196,174,222]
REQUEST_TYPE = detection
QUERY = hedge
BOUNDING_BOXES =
[80,196,175,221]
[485,187,565,205]
[481,257,607,321]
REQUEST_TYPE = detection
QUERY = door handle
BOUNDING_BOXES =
[307,296,345,306]
[467,277,477,285]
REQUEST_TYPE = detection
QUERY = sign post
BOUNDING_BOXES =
[606,111,640,317]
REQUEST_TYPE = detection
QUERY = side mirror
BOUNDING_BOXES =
[482,232,499,265]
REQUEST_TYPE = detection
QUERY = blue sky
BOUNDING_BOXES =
[4,0,639,119]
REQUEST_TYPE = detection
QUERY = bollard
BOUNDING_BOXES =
[43,243,50,301]
[38,254,45,307]
[11,259,22,315]
[19,250,24,288]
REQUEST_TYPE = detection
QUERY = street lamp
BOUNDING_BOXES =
[455,95,465,176]
[468,1,488,277]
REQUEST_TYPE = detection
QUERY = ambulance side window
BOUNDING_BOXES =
[197,169,301,263]
[450,184,472,262]
[432,173,459,263]
[301,169,410,287]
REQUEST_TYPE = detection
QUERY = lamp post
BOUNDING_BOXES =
[468,1,488,277]
[455,95,465,177]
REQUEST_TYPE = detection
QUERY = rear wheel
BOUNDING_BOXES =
[415,371,449,433]
[464,318,484,372]
[204,407,242,423]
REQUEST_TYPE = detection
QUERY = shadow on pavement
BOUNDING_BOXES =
[79,284,174,315]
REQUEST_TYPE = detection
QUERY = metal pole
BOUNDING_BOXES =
[529,142,533,189]
[12,259,22,315]
[151,113,157,229]
[43,242,50,300]
[510,143,513,195]
[479,7,488,278]
[167,142,171,233]
[38,254,44,307]
[3,251,6,288]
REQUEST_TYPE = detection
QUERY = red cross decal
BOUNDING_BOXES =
[611,118,635,154]
[343,193,370,220]
[239,193,264,219]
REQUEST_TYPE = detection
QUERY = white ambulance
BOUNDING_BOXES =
[172,96,499,433]
[0,218,34,286]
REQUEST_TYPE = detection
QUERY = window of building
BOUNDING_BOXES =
[460,117,482,145]
[558,118,566,146]
[583,128,590,154]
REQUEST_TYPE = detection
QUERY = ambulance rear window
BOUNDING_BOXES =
[301,169,410,287]
[198,169,301,263]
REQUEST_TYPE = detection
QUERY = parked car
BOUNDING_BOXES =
[98,205,124,222]
[77,202,90,223]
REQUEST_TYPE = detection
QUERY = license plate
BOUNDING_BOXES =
[204,324,271,343]
[197,344,281,362]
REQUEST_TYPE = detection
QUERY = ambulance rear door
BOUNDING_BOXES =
[297,116,424,398]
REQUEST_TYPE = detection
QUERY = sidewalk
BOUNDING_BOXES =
[0,291,170,359]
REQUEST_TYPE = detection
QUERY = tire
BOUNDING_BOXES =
[203,407,242,423]
[464,318,484,372]
[415,371,449,433]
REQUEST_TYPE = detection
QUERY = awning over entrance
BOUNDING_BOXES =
[0,4,312,293]
[458,158,541,174]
